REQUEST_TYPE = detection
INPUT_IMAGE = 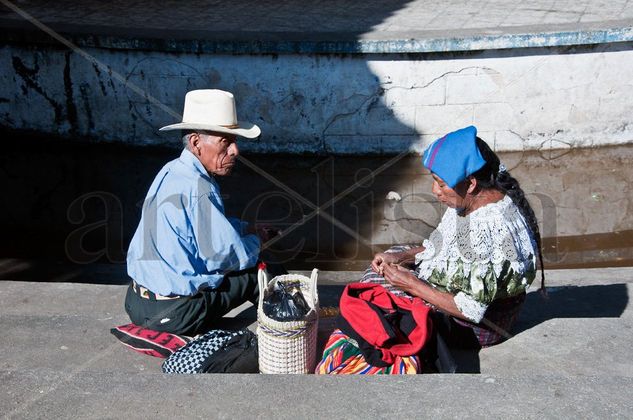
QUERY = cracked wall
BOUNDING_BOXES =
[1,44,632,154]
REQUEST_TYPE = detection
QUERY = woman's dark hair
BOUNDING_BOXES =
[470,137,545,292]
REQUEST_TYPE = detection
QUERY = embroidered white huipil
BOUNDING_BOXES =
[415,195,536,322]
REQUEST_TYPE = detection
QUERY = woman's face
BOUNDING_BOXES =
[431,173,470,209]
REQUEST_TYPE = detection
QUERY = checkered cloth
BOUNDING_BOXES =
[162,329,251,374]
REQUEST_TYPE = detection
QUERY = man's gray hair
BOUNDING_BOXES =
[182,130,217,150]
[181,131,195,150]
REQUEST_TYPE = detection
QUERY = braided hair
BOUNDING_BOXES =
[469,137,546,293]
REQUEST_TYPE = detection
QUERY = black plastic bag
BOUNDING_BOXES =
[262,281,310,321]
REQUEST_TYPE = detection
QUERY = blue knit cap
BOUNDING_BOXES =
[422,126,486,189]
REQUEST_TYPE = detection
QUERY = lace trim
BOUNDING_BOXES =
[415,195,536,289]
[454,292,488,323]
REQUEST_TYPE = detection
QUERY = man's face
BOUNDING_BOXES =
[191,132,239,176]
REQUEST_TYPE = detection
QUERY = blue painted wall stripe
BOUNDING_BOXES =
[2,25,633,54]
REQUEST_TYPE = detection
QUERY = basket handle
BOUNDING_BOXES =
[257,266,269,311]
[310,268,319,306]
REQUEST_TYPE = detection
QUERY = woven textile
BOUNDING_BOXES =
[162,329,257,374]
[315,329,420,374]
[360,245,414,298]
[110,323,191,358]
[339,283,432,366]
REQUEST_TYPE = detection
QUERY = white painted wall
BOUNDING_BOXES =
[2,45,632,154]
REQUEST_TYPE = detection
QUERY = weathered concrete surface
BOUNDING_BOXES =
[3,0,633,33]
[2,371,632,419]
[1,1,632,154]
[0,267,632,418]
[2,43,632,154]
[1,0,632,52]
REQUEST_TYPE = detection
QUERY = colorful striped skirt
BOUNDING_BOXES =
[315,329,420,375]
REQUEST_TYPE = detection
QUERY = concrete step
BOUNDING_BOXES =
[2,369,632,419]
[3,257,632,287]
[1,268,632,417]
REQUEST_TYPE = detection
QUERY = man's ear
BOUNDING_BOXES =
[189,133,201,155]
[466,176,478,194]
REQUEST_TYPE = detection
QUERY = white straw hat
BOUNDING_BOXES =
[159,89,261,139]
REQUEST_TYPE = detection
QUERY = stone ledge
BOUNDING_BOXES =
[2,369,632,418]
[1,17,632,54]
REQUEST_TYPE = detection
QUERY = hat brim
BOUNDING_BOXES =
[159,120,261,139]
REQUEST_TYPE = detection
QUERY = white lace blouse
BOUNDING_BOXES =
[414,195,537,323]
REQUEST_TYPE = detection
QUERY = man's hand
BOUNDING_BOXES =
[251,224,281,242]
[382,263,420,295]
[371,252,401,274]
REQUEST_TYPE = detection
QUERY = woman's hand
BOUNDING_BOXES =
[371,252,401,274]
[371,247,425,274]
[382,263,420,295]
[383,263,470,321]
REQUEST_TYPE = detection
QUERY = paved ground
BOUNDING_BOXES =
[1,0,632,41]
[1,0,633,417]
[1,267,632,418]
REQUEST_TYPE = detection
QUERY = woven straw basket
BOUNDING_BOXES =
[257,268,319,374]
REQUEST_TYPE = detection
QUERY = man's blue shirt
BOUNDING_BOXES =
[126,149,260,296]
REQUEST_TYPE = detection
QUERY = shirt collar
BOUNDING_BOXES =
[179,148,213,180]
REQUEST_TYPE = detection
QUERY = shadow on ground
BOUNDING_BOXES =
[454,284,629,373]
[215,283,630,374]
[0,259,128,284]
[515,284,629,333]
[3,257,629,375]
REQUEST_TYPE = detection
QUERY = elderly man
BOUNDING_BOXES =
[125,89,275,336]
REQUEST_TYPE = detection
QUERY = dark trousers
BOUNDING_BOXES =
[419,311,483,373]
[125,266,262,336]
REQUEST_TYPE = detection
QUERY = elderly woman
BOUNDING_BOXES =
[364,125,544,351]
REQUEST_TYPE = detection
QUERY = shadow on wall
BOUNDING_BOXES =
[2,1,633,271]
[0,0,428,267]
